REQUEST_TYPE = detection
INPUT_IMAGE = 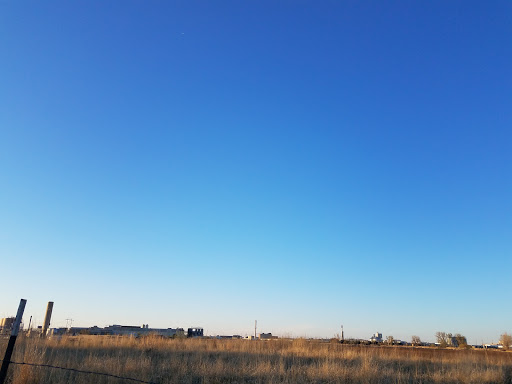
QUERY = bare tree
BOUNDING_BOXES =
[386,335,394,345]
[411,335,421,346]
[454,333,467,348]
[500,333,512,351]
[435,332,448,348]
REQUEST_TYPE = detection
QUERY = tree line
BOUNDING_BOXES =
[396,332,511,349]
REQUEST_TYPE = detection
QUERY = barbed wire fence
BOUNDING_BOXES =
[0,359,158,384]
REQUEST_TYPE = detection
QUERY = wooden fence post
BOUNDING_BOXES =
[41,301,54,338]
[0,299,27,384]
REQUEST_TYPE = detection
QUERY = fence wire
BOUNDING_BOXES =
[0,359,158,384]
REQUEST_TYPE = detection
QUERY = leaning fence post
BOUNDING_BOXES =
[41,301,54,338]
[0,299,27,384]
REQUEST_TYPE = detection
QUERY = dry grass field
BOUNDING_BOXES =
[1,335,512,384]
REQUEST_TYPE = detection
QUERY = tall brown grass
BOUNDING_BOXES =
[1,335,511,383]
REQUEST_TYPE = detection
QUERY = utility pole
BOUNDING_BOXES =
[0,299,27,384]
[341,325,344,342]
[254,320,257,339]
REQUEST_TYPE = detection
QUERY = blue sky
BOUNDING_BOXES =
[1,1,511,343]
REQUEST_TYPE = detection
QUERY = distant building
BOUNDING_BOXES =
[187,327,204,337]
[369,332,383,343]
[46,328,68,337]
[258,333,278,340]
[102,325,184,337]
[47,325,185,338]
[215,335,241,339]
[0,318,15,335]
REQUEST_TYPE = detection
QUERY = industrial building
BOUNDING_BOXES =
[258,333,278,340]
[102,325,185,337]
[187,327,204,337]
[47,324,186,338]
[0,317,15,335]
[369,332,383,343]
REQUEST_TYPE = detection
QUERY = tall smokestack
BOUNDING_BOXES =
[41,301,54,337]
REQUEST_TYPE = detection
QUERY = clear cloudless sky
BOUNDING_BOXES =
[0,1,510,343]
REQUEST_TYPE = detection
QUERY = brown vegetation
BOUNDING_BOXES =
[501,333,512,352]
[1,335,512,383]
